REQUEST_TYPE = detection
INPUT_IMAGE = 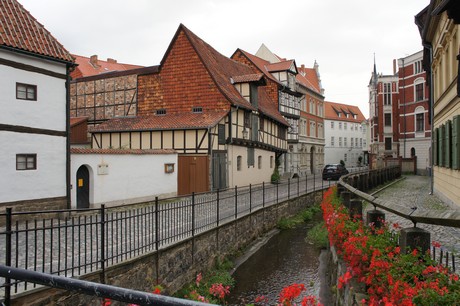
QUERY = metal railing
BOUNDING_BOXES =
[1,169,367,302]
[338,166,460,272]
[0,264,214,306]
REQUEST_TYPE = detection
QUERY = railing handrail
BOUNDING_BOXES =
[338,167,460,228]
[0,264,215,306]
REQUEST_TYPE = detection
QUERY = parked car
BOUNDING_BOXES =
[322,164,349,180]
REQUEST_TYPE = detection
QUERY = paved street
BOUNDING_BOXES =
[365,175,460,254]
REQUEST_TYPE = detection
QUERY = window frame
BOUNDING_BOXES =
[16,83,37,101]
[16,154,37,170]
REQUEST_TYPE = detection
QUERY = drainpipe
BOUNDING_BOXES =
[66,64,72,209]
[426,44,434,195]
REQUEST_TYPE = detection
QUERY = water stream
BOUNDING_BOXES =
[227,220,328,305]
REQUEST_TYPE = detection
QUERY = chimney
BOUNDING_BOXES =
[107,58,117,64]
[90,55,99,67]
[393,59,397,75]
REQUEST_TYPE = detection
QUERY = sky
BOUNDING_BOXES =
[19,0,428,118]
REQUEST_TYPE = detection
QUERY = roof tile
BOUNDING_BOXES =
[0,0,74,62]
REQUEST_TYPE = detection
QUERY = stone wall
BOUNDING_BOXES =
[8,191,322,305]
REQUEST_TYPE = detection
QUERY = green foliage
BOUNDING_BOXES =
[340,159,345,167]
[174,258,235,304]
[306,222,328,249]
[276,204,321,229]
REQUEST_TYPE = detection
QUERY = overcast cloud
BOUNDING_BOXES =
[19,0,427,118]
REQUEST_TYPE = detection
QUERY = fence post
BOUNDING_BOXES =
[288,178,290,200]
[192,192,196,237]
[249,184,252,213]
[154,197,160,284]
[217,189,220,227]
[100,204,106,284]
[297,176,300,197]
[4,207,12,306]
[234,186,238,220]
[262,182,265,208]
[276,181,279,204]
[313,172,316,192]
[400,227,431,254]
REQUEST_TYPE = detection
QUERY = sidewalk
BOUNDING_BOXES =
[365,175,460,253]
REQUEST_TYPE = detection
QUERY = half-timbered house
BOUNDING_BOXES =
[0,0,75,210]
[231,46,325,177]
[89,24,288,195]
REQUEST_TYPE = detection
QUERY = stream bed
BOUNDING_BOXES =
[227,221,330,305]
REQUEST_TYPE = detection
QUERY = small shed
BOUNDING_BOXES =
[71,148,177,208]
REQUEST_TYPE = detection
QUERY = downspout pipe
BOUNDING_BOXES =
[424,42,434,195]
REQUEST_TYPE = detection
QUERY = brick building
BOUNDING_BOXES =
[89,24,289,195]
[368,51,430,174]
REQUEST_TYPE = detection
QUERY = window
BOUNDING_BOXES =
[415,83,424,101]
[156,109,166,115]
[383,83,391,105]
[244,112,250,128]
[248,147,255,167]
[192,107,203,113]
[339,122,342,130]
[350,137,354,147]
[270,156,274,168]
[258,156,262,169]
[344,153,347,162]
[16,154,36,170]
[339,137,342,147]
[414,60,423,74]
[385,137,392,151]
[416,113,424,132]
[259,117,264,132]
[16,83,37,101]
[344,123,347,130]
[385,113,392,126]
[331,122,334,129]
[344,137,348,147]
[355,138,358,147]
[331,136,335,146]
[237,156,242,171]
[218,124,226,144]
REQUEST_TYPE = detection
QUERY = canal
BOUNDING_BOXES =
[227,219,330,305]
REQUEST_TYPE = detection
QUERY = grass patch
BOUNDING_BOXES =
[276,204,321,230]
[306,221,328,249]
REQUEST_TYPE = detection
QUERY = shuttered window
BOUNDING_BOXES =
[453,116,460,170]
[434,127,439,166]
[446,120,452,168]
[440,124,446,167]
[247,147,255,167]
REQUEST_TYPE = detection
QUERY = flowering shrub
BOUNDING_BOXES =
[321,186,460,305]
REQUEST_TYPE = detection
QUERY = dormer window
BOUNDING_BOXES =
[156,109,166,115]
[192,107,203,113]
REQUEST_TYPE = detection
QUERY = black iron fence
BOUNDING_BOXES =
[1,169,369,302]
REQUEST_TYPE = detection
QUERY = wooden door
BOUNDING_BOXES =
[178,155,209,196]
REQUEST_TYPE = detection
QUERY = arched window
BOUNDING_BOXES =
[411,147,416,157]
[237,156,242,171]
[414,106,425,135]
[414,78,425,102]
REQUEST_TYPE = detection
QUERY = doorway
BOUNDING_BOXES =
[76,165,90,209]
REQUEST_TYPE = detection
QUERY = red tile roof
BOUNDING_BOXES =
[0,0,74,63]
[234,49,283,85]
[267,60,296,73]
[297,66,321,94]
[90,110,229,132]
[71,148,176,155]
[176,25,259,111]
[324,101,366,122]
[71,54,144,78]
[166,25,287,126]
[70,117,88,127]
[231,73,264,84]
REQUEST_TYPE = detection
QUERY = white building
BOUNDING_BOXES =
[324,102,367,167]
[0,0,75,210]
[71,149,178,208]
